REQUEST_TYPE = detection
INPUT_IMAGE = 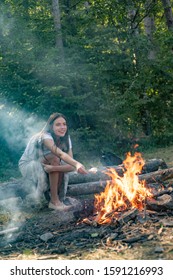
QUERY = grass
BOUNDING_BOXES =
[142,145,173,167]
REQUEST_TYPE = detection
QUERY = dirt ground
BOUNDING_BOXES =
[0,196,173,261]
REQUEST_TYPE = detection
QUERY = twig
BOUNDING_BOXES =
[0,227,19,235]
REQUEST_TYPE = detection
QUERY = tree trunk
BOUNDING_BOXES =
[22,0,30,21]
[128,7,152,136]
[161,0,173,31]
[144,0,156,60]
[51,0,64,61]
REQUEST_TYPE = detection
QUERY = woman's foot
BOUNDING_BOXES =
[48,201,72,211]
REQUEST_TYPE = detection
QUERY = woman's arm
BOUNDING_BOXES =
[43,148,75,173]
[43,139,88,174]
[59,148,75,172]
[43,163,75,173]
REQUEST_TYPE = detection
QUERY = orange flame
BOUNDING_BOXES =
[94,152,152,224]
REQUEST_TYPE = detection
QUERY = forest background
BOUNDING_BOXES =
[0,0,173,181]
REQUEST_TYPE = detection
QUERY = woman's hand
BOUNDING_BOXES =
[75,162,88,174]
[42,163,55,173]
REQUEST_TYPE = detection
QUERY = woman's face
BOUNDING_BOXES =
[52,117,67,137]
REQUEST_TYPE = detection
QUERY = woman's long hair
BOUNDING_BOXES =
[42,112,70,152]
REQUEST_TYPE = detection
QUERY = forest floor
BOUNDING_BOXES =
[1,198,173,261]
[0,145,173,260]
[142,145,173,168]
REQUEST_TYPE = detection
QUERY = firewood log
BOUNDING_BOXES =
[68,158,168,185]
[146,194,173,211]
[141,158,167,173]
[67,181,107,196]
[138,167,173,183]
[68,166,123,184]
[67,168,173,197]
[0,160,171,201]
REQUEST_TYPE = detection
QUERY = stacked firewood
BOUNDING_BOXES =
[66,158,173,217]
[67,158,173,195]
[0,158,173,212]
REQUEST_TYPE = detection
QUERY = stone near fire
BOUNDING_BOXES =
[40,232,54,242]
[154,246,164,253]
[160,217,173,227]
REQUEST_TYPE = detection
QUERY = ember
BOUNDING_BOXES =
[93,152,152,224]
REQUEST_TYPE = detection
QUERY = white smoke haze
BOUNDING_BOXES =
[0,9,15,37]
[0,101,45,151]
[0,5,55,244]
[0,196,23,244]
[0,102,46,244]
[0,7,62,240]
[0,181,45,245]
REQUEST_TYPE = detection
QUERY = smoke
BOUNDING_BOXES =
[0,5,47,243]
[0,7,15,37]
[0,102,46,244]
[0,102,45,151]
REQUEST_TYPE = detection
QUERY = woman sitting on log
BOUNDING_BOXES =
[19,112,88,210]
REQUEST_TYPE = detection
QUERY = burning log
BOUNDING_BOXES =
[141,158,168,173]
[117,208,139,225]
[152,187,173,198]
[138,167,173,183]
[69,166,123,184]
[68,158,168,185]
[67,168,173,197]
[80,153,172,226]
[146,194,173,211]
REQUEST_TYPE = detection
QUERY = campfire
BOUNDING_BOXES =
[83,152,156,225]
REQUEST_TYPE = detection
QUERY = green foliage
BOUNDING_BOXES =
[0,137,21,181]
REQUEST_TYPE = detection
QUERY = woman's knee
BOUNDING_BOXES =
[50,156,60,166]
[44,154,60,165]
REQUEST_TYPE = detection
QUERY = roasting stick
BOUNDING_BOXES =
[0,227,19,235]
[143,197,147,219]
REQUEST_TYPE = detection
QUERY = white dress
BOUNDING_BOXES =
[18,133,72,201]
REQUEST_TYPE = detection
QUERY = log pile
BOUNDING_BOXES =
[66,157,173,225]
[0,158,172,201]
[68,166,173,197]
[67,158,172,197]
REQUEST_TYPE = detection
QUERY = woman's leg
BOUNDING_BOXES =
[42,154,69,208]
[44,155,60,205]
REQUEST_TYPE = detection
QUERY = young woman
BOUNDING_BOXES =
[19,112,88,210]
